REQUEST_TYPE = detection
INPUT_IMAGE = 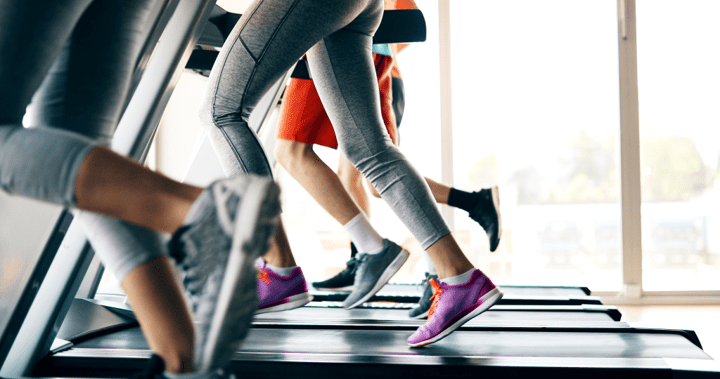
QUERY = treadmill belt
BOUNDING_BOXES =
[40,324,716,378]
[65,326,709,360]
[310,293,604,306]
[361,284,591,297]
[254,305,618,324]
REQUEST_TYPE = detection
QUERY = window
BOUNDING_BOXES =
[449,0,622,290]
[637,0,720,291]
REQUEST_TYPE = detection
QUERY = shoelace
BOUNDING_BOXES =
[258,268,272,284]
[212,182,238,236]
[427,278,444,318]
[345,254,368,276]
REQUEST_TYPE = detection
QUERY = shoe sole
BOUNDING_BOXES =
[410,309,429,319]
[199,177,280,371]
[256,292,313,314]
[490,186,502,252]
[343,249,409,310]
[408,287,504,347]
[312,285,354,292]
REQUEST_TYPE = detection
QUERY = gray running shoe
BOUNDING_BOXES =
[342,239,409,309]
[408,272,438,319]
[169,175,281,373]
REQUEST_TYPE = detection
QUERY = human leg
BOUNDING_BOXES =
[337,153,372,217]
[4,0,280,372]
[274,138,402,301]
[196,0,381,309]
[305,29,469,271]
[122,256,195,373]
[274,138,408,305]
[262,219,297,268]
[275,139,364,225]
[12,0,199,372]
[305,13,502,343]
[0,0,202,235]
[415,178,503,251]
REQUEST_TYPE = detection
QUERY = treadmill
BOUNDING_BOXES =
[3,3,720,378]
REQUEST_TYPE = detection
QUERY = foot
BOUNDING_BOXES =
[342,239,409,309]
[169,175,281,372]
[257,259,313,314]
[468,186,502,252]
[408,272,438,319]
[312,258,357,292]
[131,354,236,379]
[407,269,503,347]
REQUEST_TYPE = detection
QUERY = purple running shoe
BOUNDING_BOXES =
[407,269,503,347]
[256,259,313,314]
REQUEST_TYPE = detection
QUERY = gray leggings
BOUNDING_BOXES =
[199,0,450,249]
[0,0,166,282]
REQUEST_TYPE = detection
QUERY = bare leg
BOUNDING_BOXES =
[424,177,451,205]
[275,139,361,225]
[425,235,474,279]
[121,256,195,373]
[262,220,297,267]
[364,175,452,205]
[74,146,203,234]
[337,153,371,216]
[336,152,470,278]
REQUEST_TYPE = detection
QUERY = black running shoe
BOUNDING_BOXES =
[468,186,502,252]
[408,272,438,319]
[312,258,357,291]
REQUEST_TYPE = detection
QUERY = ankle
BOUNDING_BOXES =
[264,262,297,276]
[159,351,194,374]
[438,268,476,285]
[262,254,296,268]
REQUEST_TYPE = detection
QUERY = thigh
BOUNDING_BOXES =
[24,0,157,144]
[207,0,382,118]
[0,0,93,124]
[306,28,394,161]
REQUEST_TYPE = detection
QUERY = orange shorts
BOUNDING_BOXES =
[276,54,398,149]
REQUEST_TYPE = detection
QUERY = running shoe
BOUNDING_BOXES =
[169,175,281,372]
[407,269,503,347]
[312,258,357,292]
[131,354,236,379]
[408,272,438,319]
[342,239,409,309]
[257,259,313,314]
[468,186,502,252]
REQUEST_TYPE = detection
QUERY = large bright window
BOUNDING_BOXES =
[92,0,720,299]
[449,0,622,290]
[637,0,720,291]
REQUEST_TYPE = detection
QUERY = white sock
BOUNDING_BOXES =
[343,213,385,254]
[440,268,476,286]
[424,252,438,276]
[265,263,296,276]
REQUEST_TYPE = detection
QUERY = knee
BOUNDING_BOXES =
[197,93,243,129]
[197,98,219,129]
[336,158,359,187]
[274,139,311,173]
